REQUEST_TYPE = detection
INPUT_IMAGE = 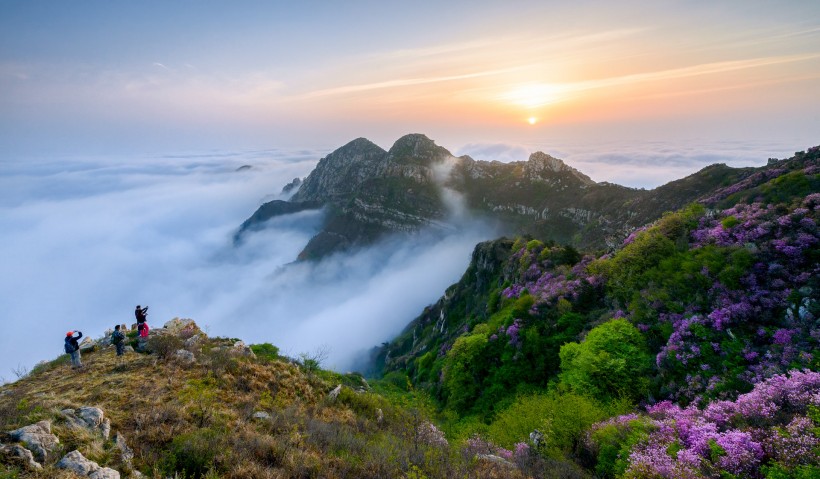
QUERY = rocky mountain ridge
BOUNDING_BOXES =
[236,134,758,258]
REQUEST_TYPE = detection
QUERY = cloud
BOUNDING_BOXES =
[455,143,530,163]
[0,149,493,380]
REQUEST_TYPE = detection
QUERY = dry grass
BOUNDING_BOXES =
[0,335,587,478]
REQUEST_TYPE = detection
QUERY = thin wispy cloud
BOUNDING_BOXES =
[297,67,521,99]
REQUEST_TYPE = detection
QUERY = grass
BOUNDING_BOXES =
[0,329,588,478]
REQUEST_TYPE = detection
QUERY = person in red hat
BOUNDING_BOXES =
[64,330,83,369]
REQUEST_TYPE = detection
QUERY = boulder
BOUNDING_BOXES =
[162,318,200,337]
[123,345,135,353]
[252,411,272,421]
[328,384,342,401]
[8,420,59,462]
[232,340,255,358]
[0,443,42,470]
[90,467,121,479]
[174,349,196,363]
[62,407,110,438]
[475,454,515,467]
[184,334,203,349]
[79,337,97,352]
[114,432,134,464]
[101,418,111,440]
[61,408,89,429]
[78,406,105,428]
[56,449,100,475]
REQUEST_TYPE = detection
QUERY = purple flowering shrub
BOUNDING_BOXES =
[586,370,820,478]
[491,191,818,406]
[651,194,820,402]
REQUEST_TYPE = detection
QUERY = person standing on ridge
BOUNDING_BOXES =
[112,325,125,357]
[65,331,83,369]
[135,305,148,335]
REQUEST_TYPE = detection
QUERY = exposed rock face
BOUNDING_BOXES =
[0,443,42,470]
[114,432,134,466]
[8,420,59,462]
[62,406,111,439]
[238,133,759,259]
[281,177,302,195]
[162,318,200,336]
[328,384,342,401]
[57,449,120,478]
[252,411,272,421]
[175,349,196,363]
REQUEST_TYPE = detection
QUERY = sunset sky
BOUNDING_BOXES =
[1,1,819,162]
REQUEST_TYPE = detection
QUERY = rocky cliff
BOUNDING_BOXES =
[236,134,784,258]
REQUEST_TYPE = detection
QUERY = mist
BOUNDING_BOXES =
[456,137,808,188]
[0,149,493,380]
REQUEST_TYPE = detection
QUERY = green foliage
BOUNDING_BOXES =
[159,427,223,478]
[179,377,218,427]
[590,416,657,478]
[443,333,488,412]
[146,333,185,360]
[487,391,627,456]
[559,319,652,401]
[592,204,704,307]
[721,215,739,229]
[763,464,820,479]
[249,342,279,361]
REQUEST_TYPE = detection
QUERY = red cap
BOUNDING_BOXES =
[66,331,73,337]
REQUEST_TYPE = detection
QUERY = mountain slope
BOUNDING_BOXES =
[236,134,761,259]
[370,146,819,411]
[0,323,586,478]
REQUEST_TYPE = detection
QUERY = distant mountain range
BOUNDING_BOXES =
[236,134,760,259]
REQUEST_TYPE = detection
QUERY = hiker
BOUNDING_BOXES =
[65,331,83,369]
[135,305,148,335]
[112,325,125,356]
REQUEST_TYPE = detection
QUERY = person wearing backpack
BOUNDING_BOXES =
[112,325,125,356]
[65,331,83,369]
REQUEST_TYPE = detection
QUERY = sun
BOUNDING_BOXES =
[528,116,538,125]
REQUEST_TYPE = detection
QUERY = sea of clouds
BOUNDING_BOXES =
[1,137,811,381]
[0,148,494,380]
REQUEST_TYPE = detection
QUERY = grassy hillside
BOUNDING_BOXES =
[0,328,585,478]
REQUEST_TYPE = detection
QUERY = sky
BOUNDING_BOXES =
[1,1,820,378]
[1,1,818,160]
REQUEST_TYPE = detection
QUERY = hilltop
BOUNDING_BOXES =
[0,319,583,478]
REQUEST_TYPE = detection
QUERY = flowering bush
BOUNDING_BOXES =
[586,370,820,478]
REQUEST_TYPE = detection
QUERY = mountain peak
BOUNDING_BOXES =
[387,133,452,164]
[525,151,595,185]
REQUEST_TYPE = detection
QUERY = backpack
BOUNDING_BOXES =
[139,323,149,338]
[64,341,76,354]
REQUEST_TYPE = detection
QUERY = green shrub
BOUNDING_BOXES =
[145,333,185,360]
[590,416,656,478]
[487,391,627,457]
[159,427,224,478]
[559,319,652,401]
[443,333,488,412]
[250,343,279,361]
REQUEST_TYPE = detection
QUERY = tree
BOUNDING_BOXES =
[443,333,488,412]
[559,319,652,401]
